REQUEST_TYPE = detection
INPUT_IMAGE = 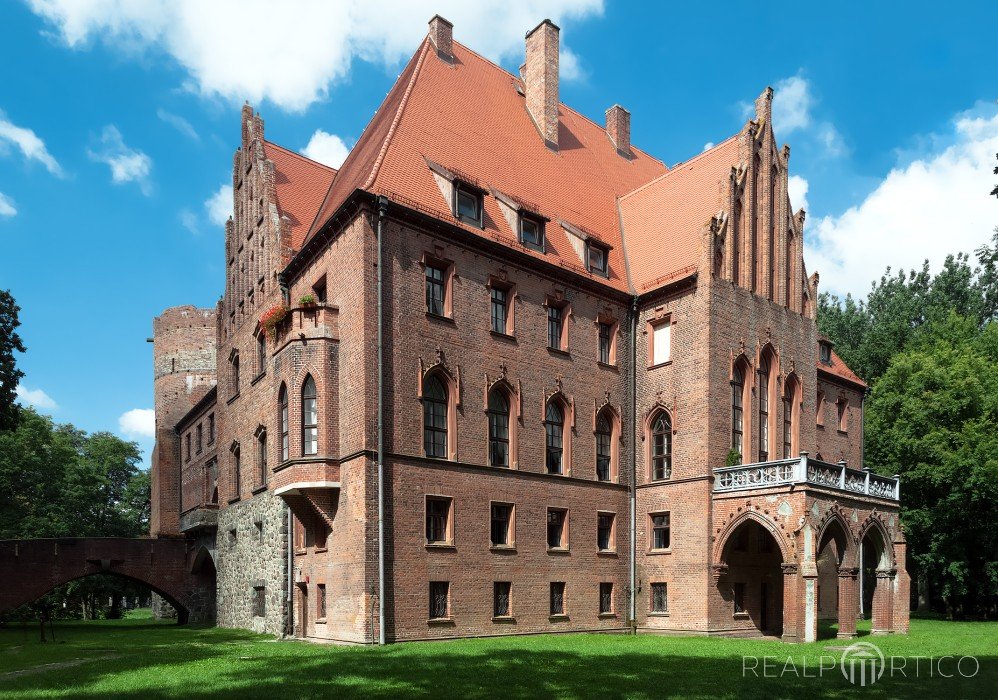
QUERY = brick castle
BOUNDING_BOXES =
[151,16,909,643]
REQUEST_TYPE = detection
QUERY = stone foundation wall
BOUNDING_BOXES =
[216,491,289,636]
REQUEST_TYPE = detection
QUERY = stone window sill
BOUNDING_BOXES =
[427,617,454,625]
[227,496,241,504]
[492,615,516,623]
[426,312,455,325]
[490,545,516,553]
[547,347,571,358]
[315,547,328,554]
[489,330,517,342]
[425,542,456,551]
[598,549,618,556]
[315,617,327,624]
[733,612,749,619]
[648,611,670,618]
[549,614,569,621]
[598,612,617,619]
[295,549,307,556]
[837,429,848,436]
[597,361,618,371]
[547,547,570,555]
[251,485,268,495]
[226,392,241,405]
[647,548,672,556]
[647,360,673,370]
[251,372,266,386]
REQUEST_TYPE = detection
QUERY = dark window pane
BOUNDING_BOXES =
[549,582,565,616]
[490,287,507,334]
[426,498,450,543]
[651,413,672,480]
[598,513,613,551]
[302,376,318,456]
[651,583,668,613]
[652,512,671,550]
[588,245,607,275]
[455,187,481,224]
[487,389,510,467]
[491,503,511,546]
[599,582,613,614]
[429,581,449,619]
[545,402,564,474]
[598,322,612,364]
[423,376,448,458]
[425,265,445,316]
[596,413,612,481]
[547,306,562,349]
[520,217,542,248]
[493,581,511,617]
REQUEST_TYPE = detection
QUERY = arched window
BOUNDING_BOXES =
[545,401,565,475]
[731,364,745,461]
[758,355,771,461]
[302,375,318,456]
[783,376,799,458]
[595,411,612,481]
[733,201,742,284]
[279,384,289,462]
[651,411,672,481]
[423,375,448,459]
[487,387,510,468]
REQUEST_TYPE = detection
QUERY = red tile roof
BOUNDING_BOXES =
[262,141,336,250]
[820,349,868,389]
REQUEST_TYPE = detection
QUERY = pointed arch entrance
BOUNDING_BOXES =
[716,514,787,637]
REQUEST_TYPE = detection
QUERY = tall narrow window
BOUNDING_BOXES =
[232,444,241,499]
[547,305,564,350]
[599,582,613,614]
[595,412,612,482]
[598,321,613,365]
[257,429,267,486]
[816,391,825,427]
[545,401,564,474]
[490,287,507,334]
[783,379,797,459]
[185,434,191,462]
[837,398,848,432]
[597,513,614,552]
[651,583,668,613]
[302,375,318,456]
[231,352,240,394]
[493,582,512,618]
[257,333,266,374]
[490,502,512,547]
[423,375,448,459]
[425,265,445,316]
[547,509,567,549]
[651,320,671,366]
[651,412,672,480]
[487,388,510,467]
[425,497,452,545]
[208,414,215,444]
[316,584,327,620]
[650,512,671,550]
[758,357,770,462]
[549,582,566,616]
[429,581,450,620]
[196,424,203,454]
[279,385,289,461]
[731,365,745,461]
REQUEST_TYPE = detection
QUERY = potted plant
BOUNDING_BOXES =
[298,293,317,308]
[260,304,289,340]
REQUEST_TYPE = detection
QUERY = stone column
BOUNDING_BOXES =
[836,567,859,638]
[780,562,800,642]
[871,568,895,634]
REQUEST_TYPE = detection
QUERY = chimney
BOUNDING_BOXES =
[605,104,631,156]
[428,15,453,60]
[755,86,773,124]
[524,19,560,148]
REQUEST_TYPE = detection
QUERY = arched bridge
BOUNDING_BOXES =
[0,538,215,624]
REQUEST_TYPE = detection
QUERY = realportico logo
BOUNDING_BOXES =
[742,640,980,687]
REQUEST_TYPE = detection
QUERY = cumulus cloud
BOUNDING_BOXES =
[0,110,63,175]
[16,384,58,411]
[787,174,809,213]
[179,207,199,234]
[88,125,153,193]
[119,408,155,439]
[27,0,604,111]
[205,184,232,226]
[301,130,350,169]
[742,73,845,157]
[702,142,714,152]
[157,108,200,141]
[806,107,998,298]
[0,192,16,217]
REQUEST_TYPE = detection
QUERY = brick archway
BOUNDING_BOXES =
[715,515,788,638]
[0,538,214,624]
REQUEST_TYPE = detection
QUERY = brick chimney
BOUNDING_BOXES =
[755,86,773,124]
[524,19,560,149]
[428,15,453,60]
[605,104,631,156]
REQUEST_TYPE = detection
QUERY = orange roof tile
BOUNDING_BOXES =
[305,39,668,291]
[820,349,868,389]
[262,141,336,250]
[618,137,739,291]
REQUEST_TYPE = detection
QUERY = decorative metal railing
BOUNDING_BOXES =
[713,454,899,501]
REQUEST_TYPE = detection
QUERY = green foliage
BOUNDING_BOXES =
[0,289,26,432]
[725,449,742,467]
[298,293,316,307]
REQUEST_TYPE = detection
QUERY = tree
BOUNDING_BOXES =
[0,289,26,431]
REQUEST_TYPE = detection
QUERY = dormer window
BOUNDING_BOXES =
[454,182,482,226]
[520,214,544,251]
[819,341,832,364]
[587,242,608,276]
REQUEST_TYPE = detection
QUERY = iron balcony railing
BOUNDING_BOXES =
[712,453,900,501]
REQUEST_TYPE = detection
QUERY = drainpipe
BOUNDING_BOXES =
[286,504,293,636]
[376,195,389,645]
[629,296,638,632]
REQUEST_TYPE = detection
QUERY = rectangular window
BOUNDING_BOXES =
[651,512,671,550]
[520,215,543,251]
[597,512,615,552]
[425,265,446,316]
[651,320,671,366]
[493,581,511,618]
[598,322,612,364]
[185,433,191,462]
[232,446,241,498]
[547,508,567,549]
[252,586,265,617]
[232,354,240,393]
[257,333,267,374]
[257,430,267,486]
[651,582,668,613]
[819,342,832,364]
[816,392,825,427]
[429,581,450,620]
[547,305,563,350]
[783,397,793,459]
[196,424,203,454]
[293,515,305,551]
[837,399,848,432]
[733,582,746,614]
[490,502,512,547]
[599,582,613,614]
[208,414,215,444]
[317,584,326,620]
[454,183,482,226]
[549,582,566,616]
[490,287,507,334]
[587,243,608,276]
[313,276,327,303]
[425,497,452,545]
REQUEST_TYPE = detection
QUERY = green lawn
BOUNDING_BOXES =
[0,613,994,698]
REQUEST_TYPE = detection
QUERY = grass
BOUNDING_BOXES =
[0,612,994,699]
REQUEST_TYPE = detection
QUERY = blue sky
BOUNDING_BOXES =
[2,0,997,465]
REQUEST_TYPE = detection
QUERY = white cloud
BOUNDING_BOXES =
[27,0,604,112]
[806,107,998,298]
[301,130,350,169]
[772,74,812,134]
[787,174,809,213]
[0,110,63,176]
[179,207,199,234]
[119,407,155,439]
[205,183,232,226]
[157,107,200,141]
[16,384,58,411]
[88,125,153,193]
[702,141,714,152]
[0,192,16,217]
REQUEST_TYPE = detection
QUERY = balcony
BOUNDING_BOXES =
[713,454,899,501]
[179,504,219,533]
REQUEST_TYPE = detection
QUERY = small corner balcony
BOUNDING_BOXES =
[179,504,219,533]
[712,453,899,501]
